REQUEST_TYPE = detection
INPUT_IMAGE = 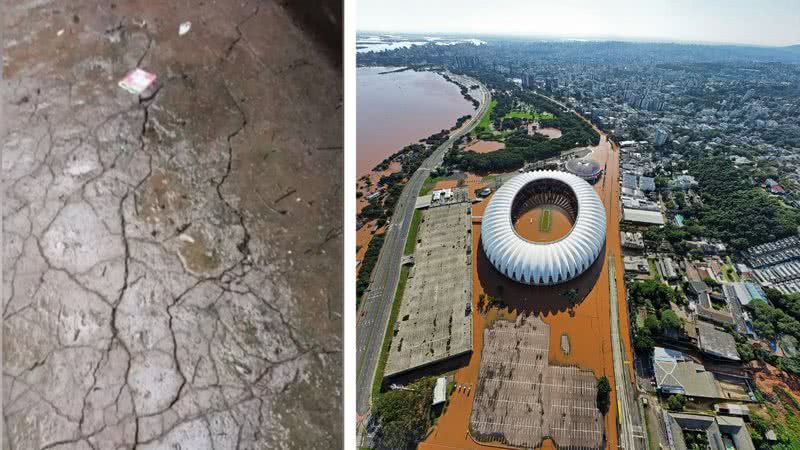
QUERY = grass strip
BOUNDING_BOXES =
[539,208,552,232]
[372,265,411,399]
[404,210,423,256]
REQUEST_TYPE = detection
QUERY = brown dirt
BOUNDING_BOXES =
[527,124,562,139]
[754,362,800,401]
[177,230,221,274]
[421,126,630,450]
[432,179,460,190]
[465,140,505,154]
[434,173,496,199]
[138,169,188,224]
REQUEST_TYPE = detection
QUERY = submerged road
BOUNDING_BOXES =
[356,75,490,416]
[610,256,647,449]
[532,88,647,449]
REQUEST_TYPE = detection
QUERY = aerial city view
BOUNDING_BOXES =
[355,1,800,449]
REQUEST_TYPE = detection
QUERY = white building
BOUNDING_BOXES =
[481,171,606,285]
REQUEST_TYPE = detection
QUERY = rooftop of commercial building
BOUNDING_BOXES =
[623,208,666,225]
[654,347,722,399]
[697,321,740,361]
[667,413,755,450]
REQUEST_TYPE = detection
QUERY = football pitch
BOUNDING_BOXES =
[539,208,552,232]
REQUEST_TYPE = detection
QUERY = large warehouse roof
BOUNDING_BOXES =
[481,171,607,285]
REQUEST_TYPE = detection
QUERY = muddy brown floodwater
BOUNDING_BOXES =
[465,140,505,154]
[514,207,573,243]
[2,1,342,449]
[357,66,475,175]
[528,123,563,139]
[421,122,633,450]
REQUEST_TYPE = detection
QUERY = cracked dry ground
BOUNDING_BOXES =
[2,1,343,449]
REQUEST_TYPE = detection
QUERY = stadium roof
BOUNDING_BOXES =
[564,158,602,179]
[481,171,606,285]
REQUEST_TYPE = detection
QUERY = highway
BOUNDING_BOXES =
[609,256,647,450]
[356,74,491,416]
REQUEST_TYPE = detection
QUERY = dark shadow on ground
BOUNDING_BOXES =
[278,0,342,66]
[382,352,472,387]
[476,237,606,317]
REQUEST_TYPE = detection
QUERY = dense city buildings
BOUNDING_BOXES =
[357,33,800,450]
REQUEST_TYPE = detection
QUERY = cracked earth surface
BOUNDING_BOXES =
[2,1,343,449]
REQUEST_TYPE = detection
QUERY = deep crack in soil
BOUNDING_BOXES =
[2,1,342,449]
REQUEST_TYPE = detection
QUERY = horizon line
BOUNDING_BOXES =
[356,29,799,49]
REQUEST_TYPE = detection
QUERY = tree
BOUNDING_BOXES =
[748,299,779,339]
[357,234,386,298]
[779,355,800,376]
[689,157,800,249]
[629,280,676,311]
[634,328,656,353]
[666,394,686,411]
[373,377,436,449]
[644,314,661,335]
[660,309,683,332]
[736,342,756,362]
[703,277,720,289]
[596,376,611,415]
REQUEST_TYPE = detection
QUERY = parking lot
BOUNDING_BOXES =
[470,315,604,449]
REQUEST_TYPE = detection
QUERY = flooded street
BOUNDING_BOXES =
[357,66,476,175]
[2,1,342,448]
[421,123,630,450]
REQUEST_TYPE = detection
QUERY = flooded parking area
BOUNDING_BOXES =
[470,315,604,449]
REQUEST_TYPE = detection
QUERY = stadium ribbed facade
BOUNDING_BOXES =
[564,158,603,182]
[481,171,607,285]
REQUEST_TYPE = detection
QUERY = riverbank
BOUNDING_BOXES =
[357,66,478,176]
[356,68,484,279]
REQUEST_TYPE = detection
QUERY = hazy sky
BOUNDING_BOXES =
[358,0,800,47]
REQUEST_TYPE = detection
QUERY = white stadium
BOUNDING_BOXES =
[481,171,607,285]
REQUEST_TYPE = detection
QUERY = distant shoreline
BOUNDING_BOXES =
[377,67,411,75]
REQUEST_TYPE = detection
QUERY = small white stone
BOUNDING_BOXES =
[178,234,195,244]
[178,21,191,36]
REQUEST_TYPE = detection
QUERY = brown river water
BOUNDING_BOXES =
[357,66,475,176]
